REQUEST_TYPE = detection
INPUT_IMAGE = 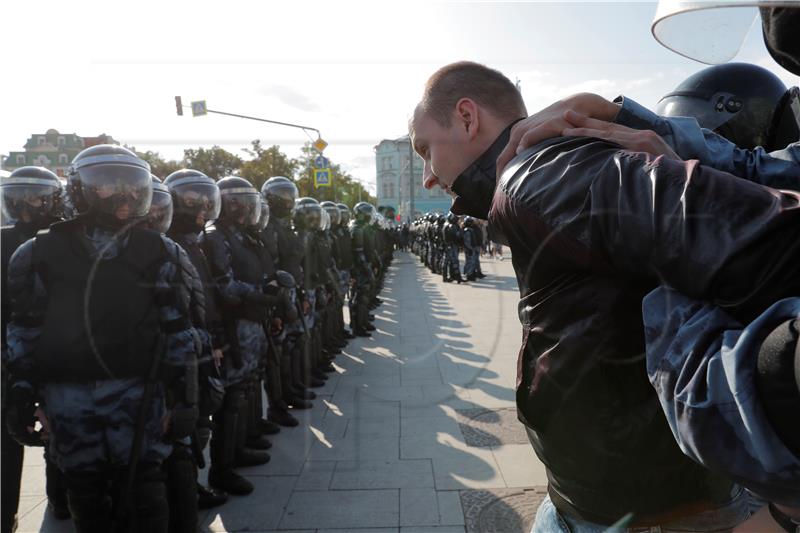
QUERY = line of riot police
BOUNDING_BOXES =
[409,212,485,283]
[0,145,394,533]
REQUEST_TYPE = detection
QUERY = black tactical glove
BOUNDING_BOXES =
[167,403,199,440]
[6,384,45,447]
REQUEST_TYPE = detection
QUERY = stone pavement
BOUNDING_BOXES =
[16,251,548,533]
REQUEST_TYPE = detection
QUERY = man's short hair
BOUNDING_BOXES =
[417,61,527,127]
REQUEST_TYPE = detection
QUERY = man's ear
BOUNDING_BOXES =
[455,98,480,140]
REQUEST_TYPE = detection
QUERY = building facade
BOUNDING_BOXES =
[374,135,450,222]
[2,130,117,177]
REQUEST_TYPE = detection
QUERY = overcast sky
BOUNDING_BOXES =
[3,0,797,191]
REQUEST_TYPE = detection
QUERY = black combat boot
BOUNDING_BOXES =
[197,484,228,509]
[268,406,300,427]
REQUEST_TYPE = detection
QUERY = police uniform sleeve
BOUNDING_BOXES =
[4,238,44,388]
[643,288,800,507]
[614,95,800,191]
[155,236,200,406]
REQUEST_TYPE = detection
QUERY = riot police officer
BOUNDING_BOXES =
[5,145,200,533]
[261,178,325,399]
[247,198,304,425]
[294,198,336,376]
[163,169,229,519]
[203,176,272,496]
[442,212,465,283]
[335,203,356,339]
[350,202,376,336]
[1,167,70,528]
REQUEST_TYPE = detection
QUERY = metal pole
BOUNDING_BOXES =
[407,137,415,222]
[200,107,321,138]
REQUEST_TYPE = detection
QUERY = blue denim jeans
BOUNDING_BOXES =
[531,487,750,533]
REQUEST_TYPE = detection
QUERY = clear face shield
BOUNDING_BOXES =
[221,191,261,227]
[651,0,797,64]
[145,187,174,234]
[251,200,270,231]
[78,164,153,223]
[0,179,61,225]
[173,180,222,227]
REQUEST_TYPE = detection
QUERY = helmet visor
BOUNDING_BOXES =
[174,182,222,223]
[252,201,270,231]
[222,192,261,226]
[79,164,152,221]
[145,189,173,233]
[1,181,61,223]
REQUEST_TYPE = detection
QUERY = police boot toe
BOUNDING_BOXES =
[246,435,272,450]
[268,407,300,426]
[319,362,337,373]
[235,448,270,467]
[354,329,372,337]
[365,324,376,331]
[292,385,316,400]
[48,501,71,520]
[197,484,228,509]
[308,377,326,388]
[209,469,254,496]
[258,418,281,435]
[312,368,329,380]
[342,330,356,339]
[286,396,313,409]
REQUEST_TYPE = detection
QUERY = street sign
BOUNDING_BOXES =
[314,155,329,168]
[314,168,331,187]
[313,137,328,152]
[191,100,207,117]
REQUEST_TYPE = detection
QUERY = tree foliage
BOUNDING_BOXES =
[182,146,243,180]
[133,141,375,207]
[239,140,298,192]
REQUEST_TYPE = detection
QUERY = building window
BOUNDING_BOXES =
[37,136,45,145]
[16,155,25,165]
[59,154,68,164]
[58,136,65,146]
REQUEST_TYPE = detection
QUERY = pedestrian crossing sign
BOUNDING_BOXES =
[314,168,331,187]
[191,100,207,117]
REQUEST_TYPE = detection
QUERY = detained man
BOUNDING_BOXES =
[409,61,800,532]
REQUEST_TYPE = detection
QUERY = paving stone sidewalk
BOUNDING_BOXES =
[17,251,548,533]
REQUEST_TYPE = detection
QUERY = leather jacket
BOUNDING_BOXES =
[463,134,800,524]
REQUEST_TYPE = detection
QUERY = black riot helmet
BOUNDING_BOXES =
[337,203,352,225]
[320,201,341,228]
[164,169,221,233]
[463,216,474,228]
[143,175,173,234]
[292,197,322,231]
[656,63,800,152]
[66,144,152,228]
[1,166,62,227]
[447,211,458,224]
[251,198,270,232]
[261,176,299,220]
[217,176,260,228]
[353,201,373,226]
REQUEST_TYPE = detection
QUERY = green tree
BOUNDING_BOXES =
[239,140,298,192]
[182,146,243,180]
[295,143,375,207]
[136,150,183,179]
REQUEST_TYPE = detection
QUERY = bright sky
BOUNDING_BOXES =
[3,0,797,192]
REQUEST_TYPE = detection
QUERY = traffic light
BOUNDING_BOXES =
[175,96,183,116]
